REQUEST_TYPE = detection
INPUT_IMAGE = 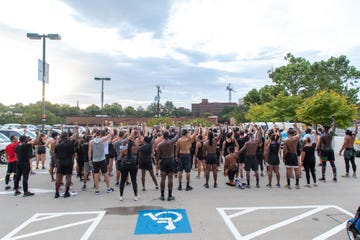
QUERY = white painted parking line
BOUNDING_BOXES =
[217,205,353,240]
[0,188,53,195]
[1,211,106,240]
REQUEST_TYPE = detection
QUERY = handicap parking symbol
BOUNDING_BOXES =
[135,209,192,235]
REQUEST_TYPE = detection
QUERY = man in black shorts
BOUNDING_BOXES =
[54,133,75,198]
[317,116,337,182]
[283,123,302,189]
[238,125,262,188]
[156,125,181,201]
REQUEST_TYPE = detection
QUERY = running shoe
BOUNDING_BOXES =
[160,196,165,201]
[95,190,100,195]
[115,182,119,186]
[276,183,281,188]
[134,196,139,201]
[119,196,123,201]
[23,191,35,197]
[63,192,71,198]
[14,190,21,196]
[107,187,114,193]
[177,185,182,191]
[203,183,209,188]
[284,184,291,189]
[266,184,272,188]
[5,185,11,190]
[295,184,300,189]
[318,177,326,182]
[341,173,350,178]
[256,184,260,188]
[333,177,337,183]
[214,183,218,188]
[54,192,60,198]
[167,196,175,201]
[185,185,193,191]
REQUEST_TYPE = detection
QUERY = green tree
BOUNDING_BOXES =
[84,104,100,116]
[296,90,357,128]
[163,101,175,117]
[243,88,261,105]
[124,106,136,116]
[268,53,311,96]
[104,103,123,117]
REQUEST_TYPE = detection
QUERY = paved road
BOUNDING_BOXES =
[0,136,359,240]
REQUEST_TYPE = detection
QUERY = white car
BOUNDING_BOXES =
[1,123,21,130]
[0,132,10,164]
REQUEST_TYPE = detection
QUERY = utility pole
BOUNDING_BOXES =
[155,85,162,118]
[226,83,236,102]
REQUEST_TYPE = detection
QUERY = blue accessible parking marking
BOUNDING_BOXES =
[135,209,192,235]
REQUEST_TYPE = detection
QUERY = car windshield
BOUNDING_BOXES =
[0,132,10,143]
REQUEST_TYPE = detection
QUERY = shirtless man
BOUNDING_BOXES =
[175,127,198,191]
[224,146,239,186]
[317,116,337,182]
[238,125,262,188]
[46,132,59,182]
[156,125,181,201]
[339,120,358,178]
[283,123,302,189]
[152,130,164,176]
[203,125,222,188]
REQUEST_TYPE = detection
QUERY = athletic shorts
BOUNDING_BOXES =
[93,160,108,174]
[206,153,218,165]
[57,161,73,175]
[37,146,46,154]
[320,148,335,161]
[139,158,153,171]
[227,167,238,181]
[84,162,93,173]
[7,161,17,173]
[177,154,191,173]
[160,158,176,173]
[50,153,55,168]
[237,153,246,164]
[268,154,280,166]
[285,153,299,168]
[244,155,258,171]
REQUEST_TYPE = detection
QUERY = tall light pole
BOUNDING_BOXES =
[27,33,61,132]
[94,77,111,128]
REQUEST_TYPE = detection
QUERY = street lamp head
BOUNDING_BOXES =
[27,33,61,40]
[27,33,42,40]
[94,77,111,81]
[47,34,61,40]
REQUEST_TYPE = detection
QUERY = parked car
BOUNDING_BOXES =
[0,132,10,164]
[1,123,21,130]
[20,124,37,132]
[0,129,37,140]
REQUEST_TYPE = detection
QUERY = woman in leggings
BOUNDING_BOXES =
[301,137,317,187]
[118,136,138,201]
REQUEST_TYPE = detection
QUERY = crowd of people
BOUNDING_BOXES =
[3,117,358,201]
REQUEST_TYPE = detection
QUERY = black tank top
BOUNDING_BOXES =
[196,142,204,159]
[269,141,280,156]
[224,139,235,156]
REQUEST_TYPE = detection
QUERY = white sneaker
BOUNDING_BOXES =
[134,196,138,201]
[119,196,123,201]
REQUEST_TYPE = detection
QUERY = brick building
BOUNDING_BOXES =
[191,99,237,117]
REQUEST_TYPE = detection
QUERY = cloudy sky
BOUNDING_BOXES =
[0,0,359,110]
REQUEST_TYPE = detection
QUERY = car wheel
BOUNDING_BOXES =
[0,151,6,164]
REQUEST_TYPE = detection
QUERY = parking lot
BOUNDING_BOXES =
[0,136,359,240]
